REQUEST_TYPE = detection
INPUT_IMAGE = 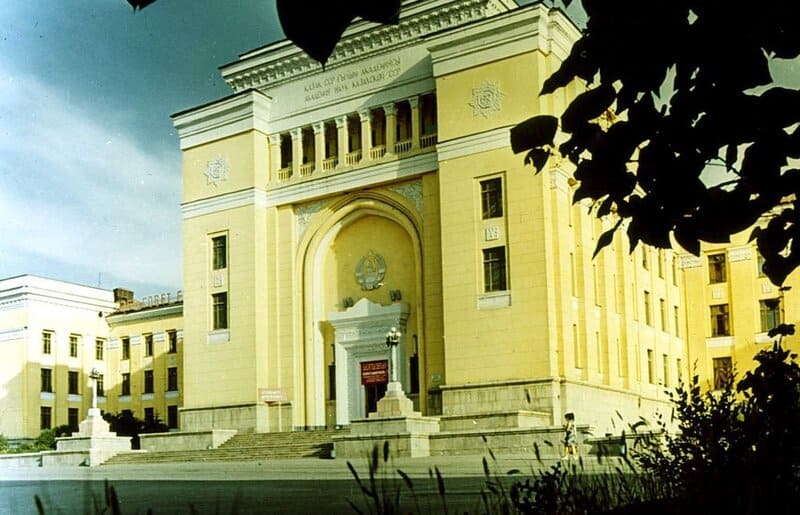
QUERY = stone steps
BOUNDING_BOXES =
[104,429,347,465]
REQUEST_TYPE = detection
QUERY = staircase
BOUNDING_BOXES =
[104,429,346,465]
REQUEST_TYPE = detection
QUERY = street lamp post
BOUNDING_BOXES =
[385,326,402,386]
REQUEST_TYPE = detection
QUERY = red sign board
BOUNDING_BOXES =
[361,360,389,385]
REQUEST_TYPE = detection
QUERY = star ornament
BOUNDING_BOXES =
[205,156,230,186]
[470,81,504,118]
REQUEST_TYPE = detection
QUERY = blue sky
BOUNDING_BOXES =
[0,0,283,297]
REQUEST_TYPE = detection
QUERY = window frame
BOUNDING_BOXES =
[40,406,52,430]
[759,298,782,332]
[708,253,727,284]
[212,292,229,330]
[143,370,154,394]
[712,356,733,390]
[69,334,79,358]
[68,370,80,395]
[41,368,53,393]
[167,330,178,354]
[710,303,731,337]
[167,367,179,392]
[212,234,228,270]
[144,333,154,357]
[42,331,52,355]
[121,337,130,360]
[95,338,104,360]
[480,177,504,220]
[121,373,131,396]
[482,246,508,293]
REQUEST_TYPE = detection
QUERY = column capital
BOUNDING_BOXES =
[313,121,325,134]
[268,133,281,145]
[358,109,372,122]
[382,103,397,116]
[335,116,348,129]
[290,127,303,139]
[408,96,420,109]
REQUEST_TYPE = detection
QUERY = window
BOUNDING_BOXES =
[676,358,683,383]
[68,371,79,395]
[41,368,53,393]
[144,370,154,394]
[69,335,79,358]
[212,235,227,270]
[482,247,508,292]
[40,406,52,430]
[121,373,131,396]
[144,333,153,357]
[167,405,179,429]
[659,298,667,331]
[212,292,229,330]
[657,250,664,278]
[480,177,503,219]
[708,253,727,283]
[672,257,679,286]
[674,306,681,337]
[710,304,730,337]
[122,337,130,360]
[757,252,767,277]
[167,367,178,391]
[570,253,577,296]
[42,331,52,355]
[410,354,420,394]
[644,291,652,326]
[97,374,105,397]
[647,349,655,384]
[662,354,670,387]
[642,248,649,270]
[168,330,178,354]
[95,339,104,360]
[328,363,336,400]
[760,298,782,332]
[573,324,582,368]
[713,356,733,390]
[144,407,154,422]
[68,408,79,433]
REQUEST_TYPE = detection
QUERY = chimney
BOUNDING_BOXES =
[113,288,134,305]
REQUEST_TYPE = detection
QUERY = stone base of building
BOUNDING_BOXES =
[180,402,293,433]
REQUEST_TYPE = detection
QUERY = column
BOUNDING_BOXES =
[268,133,281,182]
[410,97,421,150]
[336,116,349,166]
[291,127,302,179]
[383,103,397,155]
[359,109,372,162]
[313,121,324,173]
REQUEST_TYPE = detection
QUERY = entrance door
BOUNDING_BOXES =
[365,382,387,415]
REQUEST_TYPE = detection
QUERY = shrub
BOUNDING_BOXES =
[0,433,9,452]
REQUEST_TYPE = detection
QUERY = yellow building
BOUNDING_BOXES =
[0,277,185,442]
[0,275,116,441]
[682,235,800,390]
[171,0,686,435]
[105,289,184,430]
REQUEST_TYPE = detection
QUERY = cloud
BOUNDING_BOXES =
[0,59,182,291]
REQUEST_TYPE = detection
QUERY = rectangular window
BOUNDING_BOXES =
[674,306,681,337]
[662,354,670,387]
[122,337,130,360]
[644,291,652,326]
[144,333,153,357]
[570,253,577,297]
[676,358,683,383]
[41,368,53,393]
[42,331,52,355]
[168,330,178,354]
[95,339,104,360]
[713,356,733,390]
[672,256,679,286]
[212,235,227,270]
[167,405,179,429]
[144,407,154,422]
[212,292,229,330]
[480,177,503,219]
[657,250,664,278]
[68,407,79,433]
[69,335,79,358]
[97,374,105,397]
[40,406,52,430]
[659,298,667,331]
[711,304,730,337]
[144,370,154,394]
[642,248,649,270]
[121,373,131,396]
[68,371,79,395]
[482,246,508,292]
[708,253,727,283]
[573,324,582,368]
[647,349,655,384]
[167,367,178,391]
[760,298,782,332]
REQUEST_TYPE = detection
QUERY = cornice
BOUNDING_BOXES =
[221,0,517,93]
[182,188,269,220]
[436,125,512,161]
[106,304,183,324]
[172,90,272,150]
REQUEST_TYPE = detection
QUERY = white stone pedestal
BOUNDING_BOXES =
[56,408,132,466]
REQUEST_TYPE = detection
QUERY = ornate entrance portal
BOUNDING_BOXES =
[328,299,409,425]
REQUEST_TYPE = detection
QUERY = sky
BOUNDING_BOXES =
[0,0,284,297]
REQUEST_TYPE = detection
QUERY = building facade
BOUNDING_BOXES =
[0,277,184,441]
[171,0,686,435]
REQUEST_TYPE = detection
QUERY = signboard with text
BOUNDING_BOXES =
[258,388,289,403]
[360,360,389,385]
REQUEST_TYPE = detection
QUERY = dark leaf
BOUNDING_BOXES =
[127,0,157,10]
[767,323,796,338]
[510,115,558,153]
[561,85,616,133]
[525,148,551,172]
